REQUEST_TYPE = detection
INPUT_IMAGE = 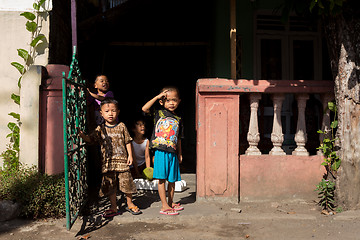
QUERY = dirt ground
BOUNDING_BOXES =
[1,174,360,240]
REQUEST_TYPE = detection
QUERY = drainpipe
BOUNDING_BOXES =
[230,0,236,80]
[71,0,77,49]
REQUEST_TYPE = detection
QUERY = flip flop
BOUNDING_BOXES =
[103,209,121,218]
[160,209,179,215]
[125,206,142,215]
[172,203,184,211]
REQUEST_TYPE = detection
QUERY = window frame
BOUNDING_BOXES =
[254,11,322,81]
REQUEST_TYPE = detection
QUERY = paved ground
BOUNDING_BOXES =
[1,174,360,240]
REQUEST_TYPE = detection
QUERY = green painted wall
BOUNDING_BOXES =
[236,0,255,79]
[211,0,282,79]
[211,0,230,78]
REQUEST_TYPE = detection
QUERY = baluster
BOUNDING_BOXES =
[318,93,333,155]
[293,94,309,156]
[270,94,286,155]
[246,93,262,155]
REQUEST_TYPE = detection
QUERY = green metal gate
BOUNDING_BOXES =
[62,46,88,230]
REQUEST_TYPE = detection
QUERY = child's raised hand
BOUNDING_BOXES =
[87,88,97,98]
[157,90,169,100]
[142,90,169,113]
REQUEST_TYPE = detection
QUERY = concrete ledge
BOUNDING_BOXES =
[240,155,326,200]
[197,78,334,93]
[133,179,187,192]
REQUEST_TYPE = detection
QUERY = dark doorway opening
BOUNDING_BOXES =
[77,0,212,173]
[102,43,208,173]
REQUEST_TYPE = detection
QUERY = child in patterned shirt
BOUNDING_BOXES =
[142,86,184,215]
[79,98,141,217]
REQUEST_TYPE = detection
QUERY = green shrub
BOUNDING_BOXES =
[315,179,335,211]
[0,166,65,219]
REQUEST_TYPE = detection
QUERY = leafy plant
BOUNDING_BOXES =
[0,166,65,219]
[309,0,344,16]
[0,0,53,219]
[1,112,21,170]
[1,0,48,170]
[317,101,340,177]
[336,206,343,213]
[316,101,340,211]
[316,179,335,210]
[11,0,46,89]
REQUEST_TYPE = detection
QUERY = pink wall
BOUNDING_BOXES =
[240,155,325,200]
[196,93,240,203]
[196,78,332,202]
[40,64,69,175]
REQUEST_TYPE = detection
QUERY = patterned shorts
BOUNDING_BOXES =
[99,171,137,197]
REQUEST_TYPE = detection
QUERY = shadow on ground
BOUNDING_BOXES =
[76,189,161,237]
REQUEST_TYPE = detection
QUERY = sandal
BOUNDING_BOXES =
[160,208,179,215]
[125,206,142,215]
[103,209,121,218]
[172,203,184,211]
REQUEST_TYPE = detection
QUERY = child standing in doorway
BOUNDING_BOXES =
[142,86,184,215]
[130,118,151,179]
[79,98,142,217]
[88,74,114,125]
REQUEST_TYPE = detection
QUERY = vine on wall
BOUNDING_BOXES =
[1,0,48,170]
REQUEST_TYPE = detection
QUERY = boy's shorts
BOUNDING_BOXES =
[153,150,181,183]
[99,171,137,197]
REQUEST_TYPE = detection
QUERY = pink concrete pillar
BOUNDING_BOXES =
[196,80,240,203]
[40,64,69,175]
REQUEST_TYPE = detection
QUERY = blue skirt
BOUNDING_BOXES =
[153,150,181,183]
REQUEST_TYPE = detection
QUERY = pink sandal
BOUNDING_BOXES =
[160,209,179,215]
[172,203,184,211]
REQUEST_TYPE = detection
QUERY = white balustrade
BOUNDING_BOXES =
[269,94,286,155]
[245,93,262,155]
[293,94,309,156]
[242,92,333,156]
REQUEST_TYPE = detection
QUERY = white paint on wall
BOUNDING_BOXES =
[0,4,50,167]
[0,11,28,167]
[19,65,42,168]
[0,0,52,12]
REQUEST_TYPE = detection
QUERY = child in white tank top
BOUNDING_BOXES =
[130,119,151,178]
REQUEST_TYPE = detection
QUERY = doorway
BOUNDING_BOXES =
[76,0,212,172]
[102,43,208,172]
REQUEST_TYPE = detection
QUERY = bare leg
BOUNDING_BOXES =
[108,192,117,212]
[125,193,140,213]
[167,182,175,208]
[125,193,135,208]
[158,179,174,212]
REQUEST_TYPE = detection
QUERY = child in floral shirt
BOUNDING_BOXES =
[79,98,141,217]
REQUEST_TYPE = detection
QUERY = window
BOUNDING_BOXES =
[254,12,322,152]
[255,13,321,80]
